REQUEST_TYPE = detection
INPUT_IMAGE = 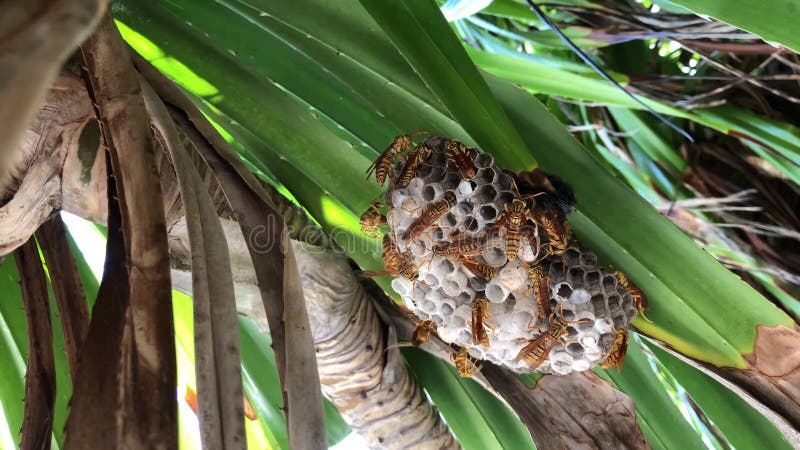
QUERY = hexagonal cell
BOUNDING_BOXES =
[457,290,475,303]
[607,295,621,310]
[441,279,461,297]
[439,299,456,317]
[555,283,573,300]
[565,342,585,358]
[580,252,598,267]
[475,168,495,185]
[468,276,487,291]
[473,185,498,204]
[456,179,477,198]
[496,173,515,191]
[473,152,495,169]
[483,246,507,267]
[422,273,440,290]
[427,166,447,183]
[443,173,461,189]
[456,201,474,216]
[421,184,440,202]
[485,280,509,303]
[563,248,581,266]
[478,205,498,222]
[441,212,458,228]
[433,257,455,276]
[594,318,614,334]
[603,274,618,292]
[567,267,584,285]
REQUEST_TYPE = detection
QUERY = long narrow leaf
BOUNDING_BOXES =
[664,0,800,53]
[14,239,56,450]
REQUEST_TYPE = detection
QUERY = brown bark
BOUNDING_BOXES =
[0,0,106,189]
[14,238,57,450]
[0,73,96,256]
[482,365,647,449]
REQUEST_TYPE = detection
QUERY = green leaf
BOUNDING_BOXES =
[0,253,74,449]
[0,259,26,448]
[608,107,686,174]
[598,339,709,450]
[645,342,792,450]
[358,0,532,169]
[402,348,534,450]
[470,49,800,184]
[663,0,800,54]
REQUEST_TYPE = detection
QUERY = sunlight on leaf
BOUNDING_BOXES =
[115,20,219,98]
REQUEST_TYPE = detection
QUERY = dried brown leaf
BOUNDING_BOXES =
[182,119,327,450]
[136,52,326,449]
[142,79,245,449]
[36,214,89,380]
[14,237,57,450]
[65,14,175,449]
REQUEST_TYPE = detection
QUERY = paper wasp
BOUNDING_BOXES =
[600,328,630,372]
[444,140,477,179]
[396,144,433,188]
[404,191,457,241]
[459,256,499,280]
[366,131,425,185]
[431,234,490,258]
[452,347,481,378]
[515,313,570,370]
[359,198,386,238]
[612,270,649,321]
[471,297,490,347]
[532,204,572,256]
[490,198,538,262]
[526,265,553,321]
[412,320,436,346]
[361,235,418,281]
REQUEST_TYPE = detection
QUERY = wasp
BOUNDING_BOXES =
[361,235,418,281]
[431,234,490,258]
[471,297,490,347]
[600,328,630,372]
[532,206,572,256]
[396,144,434,188]
[412,320,436,346]
[490,198,536,263]
[367,131,425,185]
[444,140,477,179]
[360,199,386,238]
[526,265,552,321]
[515,313,569,370]
[612,270,650,322]
[404,191,457,241]
[459,256,499,279]
[452,347,481,378]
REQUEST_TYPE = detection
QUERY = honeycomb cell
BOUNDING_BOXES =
[473,152,494,169]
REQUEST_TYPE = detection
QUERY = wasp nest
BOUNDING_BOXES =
[362,134,644,375]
